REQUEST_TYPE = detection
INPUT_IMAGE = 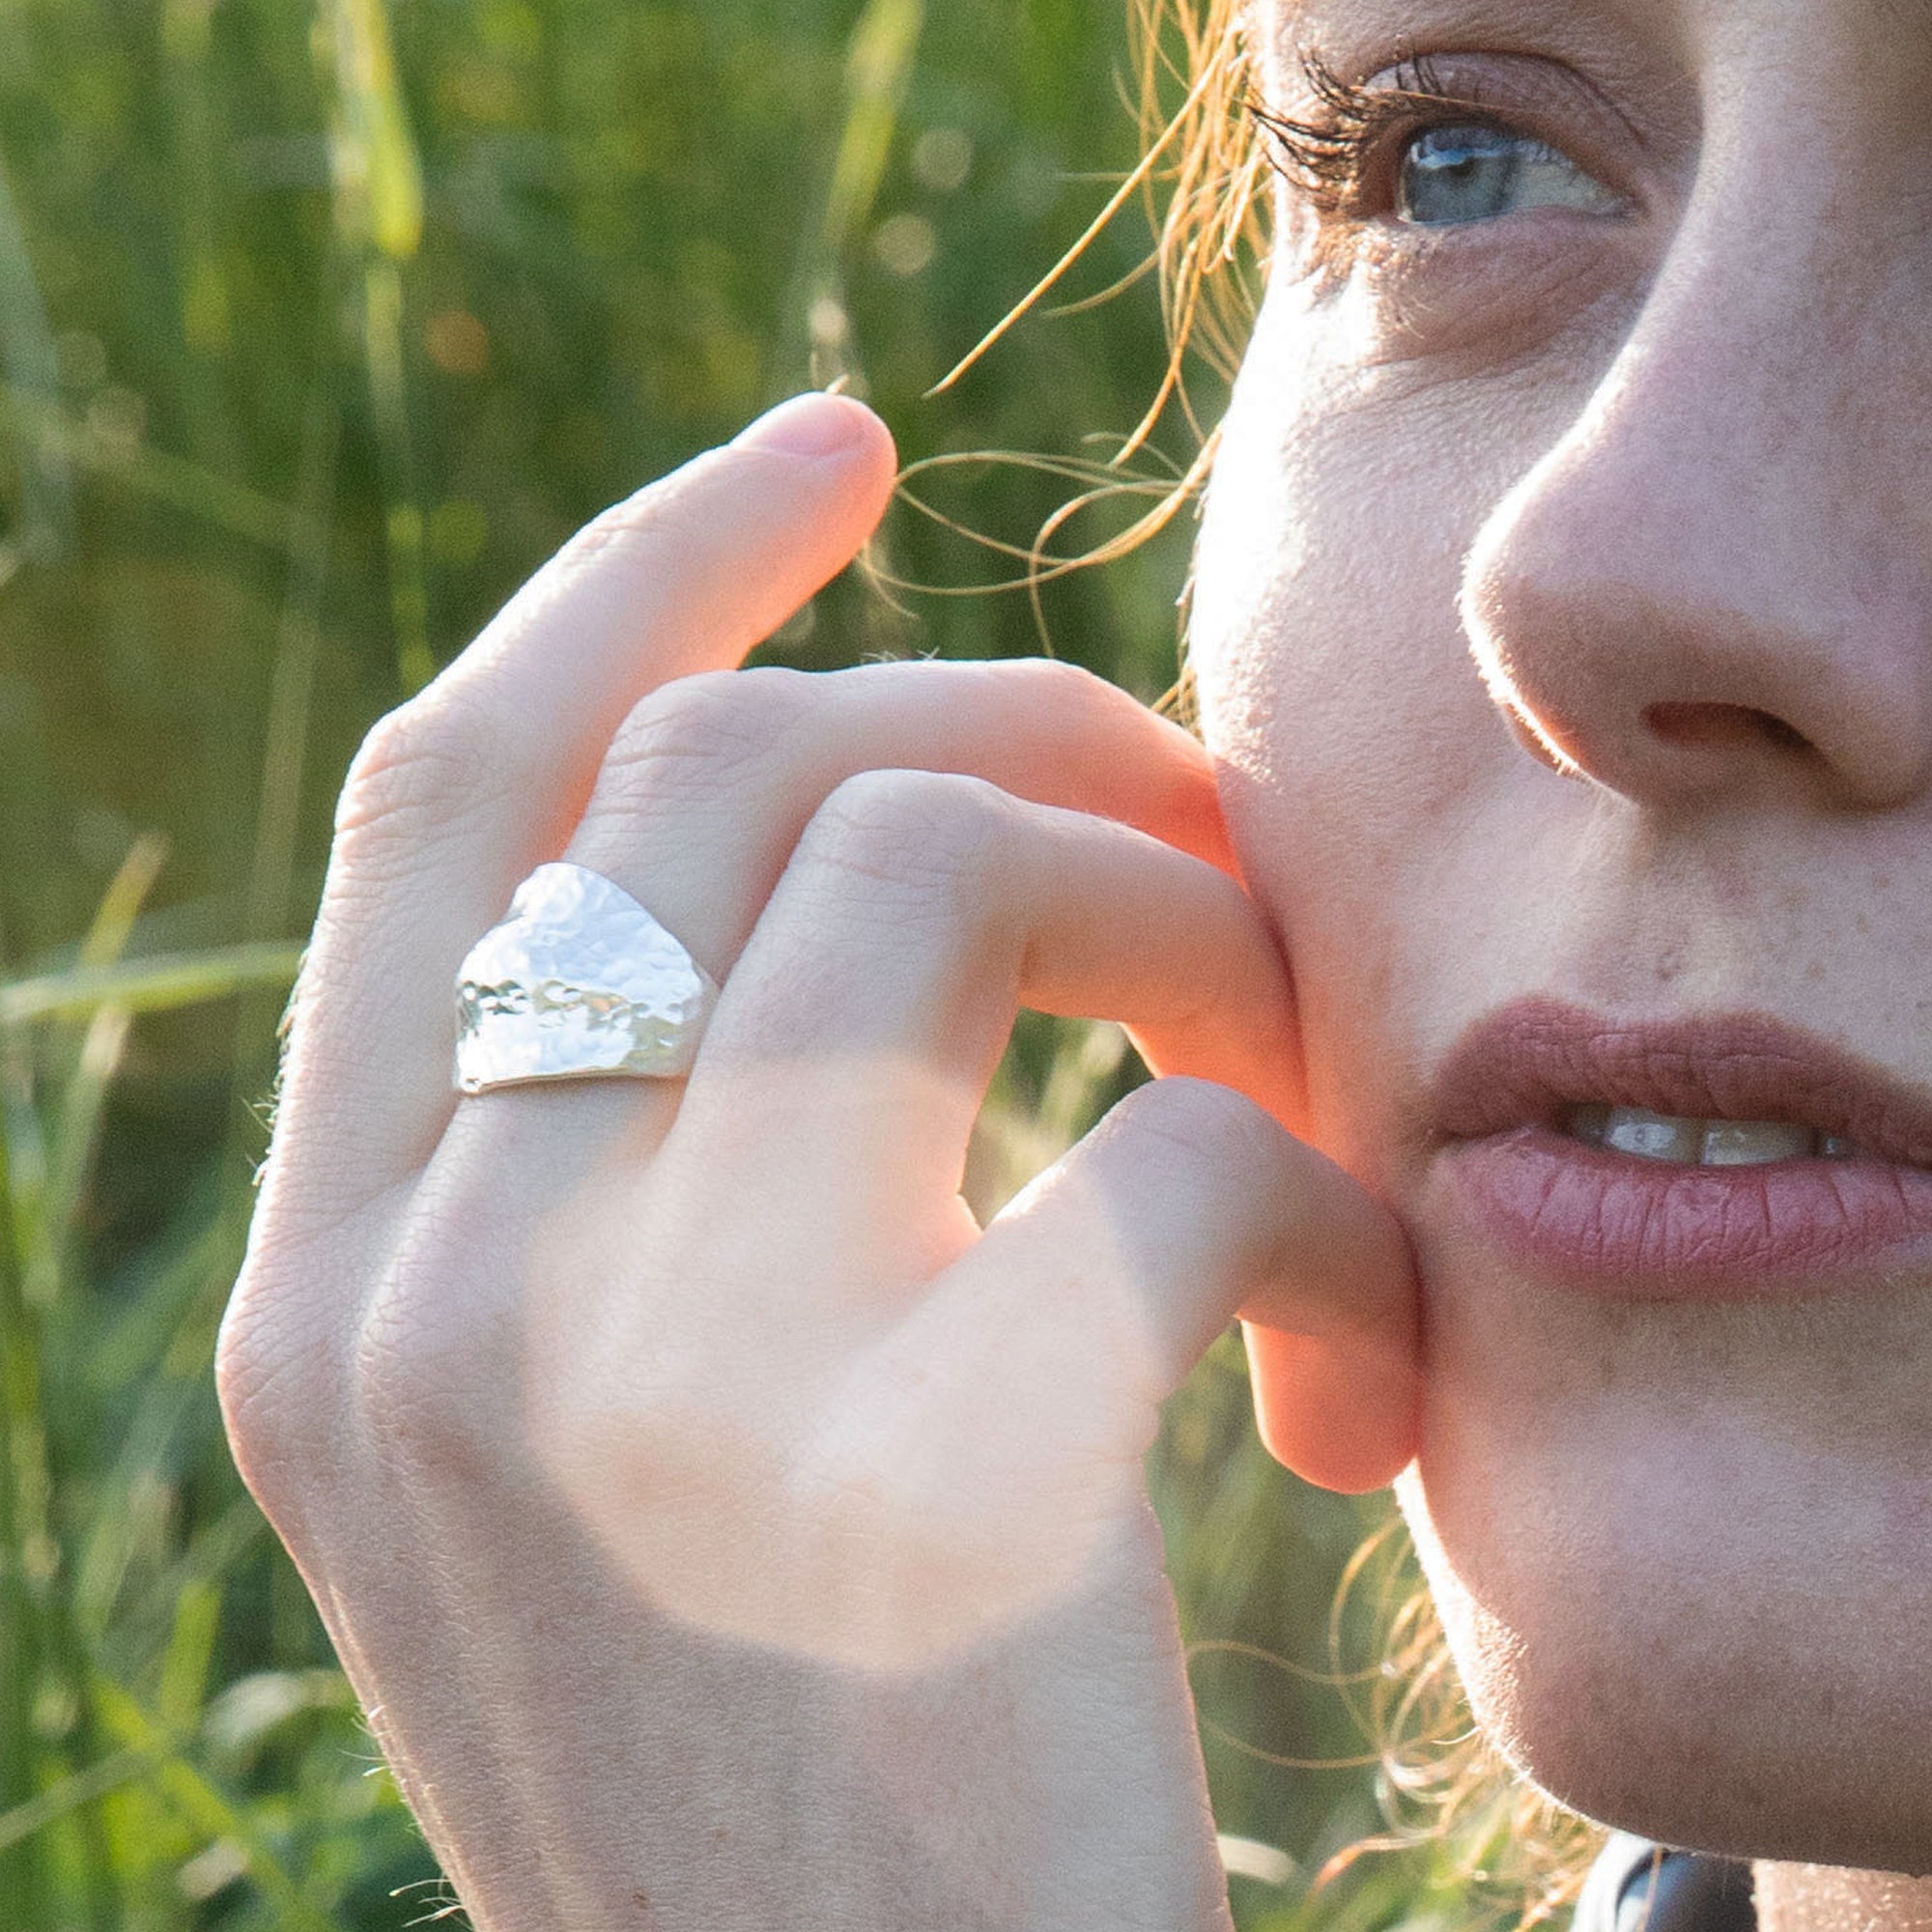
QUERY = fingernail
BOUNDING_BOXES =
[732,392,871,460]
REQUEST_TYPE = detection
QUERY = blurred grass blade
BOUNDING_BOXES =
[37,838,172,1299]
[0,944,303,1028]
[245,387,339,949]
[0,149,71,565]
[821,0,924,255]
[230,376,340,1160]
[0,1091,55,1922]
[325,0,424,261]
[78,834,170,971]
[0,1748,152,1859]
[36,835,167,1255]
[784,0,924,393]
[363,259,434,693]
[0,384,301,553]
[90,1672,348,1932]
[1218,1834,1297,1889]
[322,0,432,692]
[158,1581,222,1736]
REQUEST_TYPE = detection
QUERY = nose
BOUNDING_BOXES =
[1461,139,1932,815]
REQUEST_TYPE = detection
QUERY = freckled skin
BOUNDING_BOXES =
[1193,0,1932,1890]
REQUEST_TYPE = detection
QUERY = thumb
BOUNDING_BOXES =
[961,1075,1421,1491]
[1236,1145,1422,1497]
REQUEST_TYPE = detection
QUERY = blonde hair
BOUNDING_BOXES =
[902,0,1267,716]
[934,0,1607,1917]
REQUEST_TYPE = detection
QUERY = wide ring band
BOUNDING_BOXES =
[454,863,722,1094]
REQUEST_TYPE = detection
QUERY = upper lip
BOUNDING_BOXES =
[1432,998,1932,1170]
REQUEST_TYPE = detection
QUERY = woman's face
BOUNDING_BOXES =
[1193,0,1932,1869]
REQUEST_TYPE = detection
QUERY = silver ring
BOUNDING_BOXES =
[454,863,722,1094]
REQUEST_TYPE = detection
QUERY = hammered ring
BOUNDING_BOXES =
[454,863,722,1094]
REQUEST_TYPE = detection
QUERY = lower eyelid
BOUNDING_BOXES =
[1343,215,1639,371]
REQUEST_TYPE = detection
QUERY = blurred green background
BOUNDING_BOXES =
[0,1,1518,1925]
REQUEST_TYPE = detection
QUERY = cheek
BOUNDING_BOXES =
[1190,366,1517,1179]
[1190,259,1618,840]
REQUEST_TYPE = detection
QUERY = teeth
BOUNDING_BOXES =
[1563,1104,1862,1166]
[1699,1120,1814,1166]
[1605,1108,1703,1163]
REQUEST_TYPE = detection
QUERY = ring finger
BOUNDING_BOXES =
[439,655,1292,1181]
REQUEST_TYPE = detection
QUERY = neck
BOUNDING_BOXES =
[1754,1865,1932,1932]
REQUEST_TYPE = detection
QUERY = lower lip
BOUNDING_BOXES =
[1440,1125,1932,1294]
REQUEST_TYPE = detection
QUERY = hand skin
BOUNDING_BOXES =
[215,393,1422,1931]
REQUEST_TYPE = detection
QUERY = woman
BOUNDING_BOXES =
[213,0,1932,1924]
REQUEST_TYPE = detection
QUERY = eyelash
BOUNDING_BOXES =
[1248,50,1508,220]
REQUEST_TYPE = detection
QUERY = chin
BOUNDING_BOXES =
[1388,1219,1932,1877]
[1392,1456,1932,1876]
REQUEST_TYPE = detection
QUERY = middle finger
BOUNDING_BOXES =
[661,763,1298,1268]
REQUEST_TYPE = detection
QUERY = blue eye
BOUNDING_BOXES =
[1397,122,1618,226]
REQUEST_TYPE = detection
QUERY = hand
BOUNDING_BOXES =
[216,394,1421,1932]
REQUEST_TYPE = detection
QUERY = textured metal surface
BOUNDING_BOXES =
[455,863,720,1092]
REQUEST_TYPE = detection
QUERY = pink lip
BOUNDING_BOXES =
[1430,999,1932,1295]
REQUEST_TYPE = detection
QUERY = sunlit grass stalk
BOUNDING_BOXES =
[0,1745,152,1860]
[0,944,304,1029]
[6,839,172,1926]
[0,145,71,567]
[89,1669,350,1932]
[323,0,432,695]
[0,1067,53,1923]
[781,0,924,395]
[244,378,340,953]
[0,383,301,554]
[160,0,244,476]
[362,259,435,695]
[231,356,344,1174]
[33,837,166,1312]
[820,0,925,259]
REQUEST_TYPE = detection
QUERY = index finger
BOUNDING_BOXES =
[271,394,897,1208]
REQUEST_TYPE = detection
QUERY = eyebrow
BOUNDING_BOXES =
[1261,0,1675,60]
[1254,0,1686,104]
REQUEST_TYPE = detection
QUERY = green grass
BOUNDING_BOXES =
[0,1,1534,1924]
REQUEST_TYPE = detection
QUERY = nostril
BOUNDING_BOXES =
[1644,701,1812,755]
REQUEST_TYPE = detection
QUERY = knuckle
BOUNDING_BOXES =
[213,1299,283,1463]
[332,690,512,852]
[351,1330,491,1489]
[1000,654,1121,717]
[887,654,1127,734]
[216,1344,311,1514]
[800,767,1010,893]
[597,666,808,801]
[214,1259,341,1526]
[349,1246,502,1486]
